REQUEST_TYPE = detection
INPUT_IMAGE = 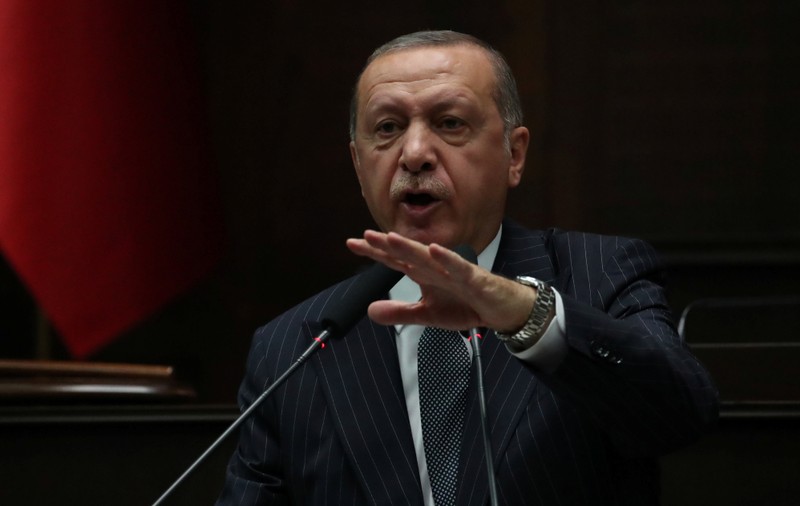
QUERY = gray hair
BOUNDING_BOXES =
[348,30,524,142]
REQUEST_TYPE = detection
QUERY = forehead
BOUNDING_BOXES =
[356,45,497,112]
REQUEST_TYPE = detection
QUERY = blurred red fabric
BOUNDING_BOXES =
[0,1,223,357]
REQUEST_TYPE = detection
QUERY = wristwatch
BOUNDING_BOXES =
[494,276,556,349]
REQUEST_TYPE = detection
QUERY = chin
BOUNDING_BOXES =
[389,227,438,246]
[410,231,460,249]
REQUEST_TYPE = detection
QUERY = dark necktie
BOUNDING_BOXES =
[418,327,471,506]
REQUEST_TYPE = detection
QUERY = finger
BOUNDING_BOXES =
[367,299,428,326]
[428,243,477,283]
[381,233,453,279]
[346,236,380,259]
[346,233,412,273]
[359,232,448,284]
[362,230,396,256]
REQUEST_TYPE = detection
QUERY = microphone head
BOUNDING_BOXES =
[319,245,474,338]
[453,244,478,264]
[319,262,403,338]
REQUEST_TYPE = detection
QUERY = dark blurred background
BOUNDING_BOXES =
[0,1,798,504]
[3,0,797,401]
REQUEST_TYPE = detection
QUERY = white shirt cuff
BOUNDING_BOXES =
[507,289,568,373]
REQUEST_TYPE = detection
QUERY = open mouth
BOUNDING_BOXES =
[404,192,439,206]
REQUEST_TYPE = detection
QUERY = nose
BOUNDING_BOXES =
[399,122,436,173]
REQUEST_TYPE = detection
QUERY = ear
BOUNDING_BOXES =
[506,126,529,188]
[350,140,366,196]
[349,140,359,169]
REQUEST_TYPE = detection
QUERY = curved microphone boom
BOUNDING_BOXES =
[152,262,402,506]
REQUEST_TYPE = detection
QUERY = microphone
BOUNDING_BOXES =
[453,244,499,506]
[320,262,404,338]
[152,262,402,506]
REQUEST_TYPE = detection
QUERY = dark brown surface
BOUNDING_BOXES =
[0,359,196,401]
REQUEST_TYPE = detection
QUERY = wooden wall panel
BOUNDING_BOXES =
[540,1,800,248]
[3,0,798,407]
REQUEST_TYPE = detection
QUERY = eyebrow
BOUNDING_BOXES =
[363,91,476,119]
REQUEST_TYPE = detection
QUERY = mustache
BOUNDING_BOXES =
[389,172,452,201]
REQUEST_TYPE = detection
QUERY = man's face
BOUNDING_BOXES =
[350,44,529,252]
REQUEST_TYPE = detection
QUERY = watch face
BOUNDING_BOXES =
[516,276,546,290]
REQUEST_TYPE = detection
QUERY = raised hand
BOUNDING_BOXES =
[346,230,536,334]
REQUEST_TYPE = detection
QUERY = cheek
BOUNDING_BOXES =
[456,160,506,196]
[356,153,384,186]
[360,170,393,210]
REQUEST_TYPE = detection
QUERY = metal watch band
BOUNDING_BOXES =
[495,276,555,348]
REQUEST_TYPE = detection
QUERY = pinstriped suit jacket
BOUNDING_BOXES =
[217,220,718,505]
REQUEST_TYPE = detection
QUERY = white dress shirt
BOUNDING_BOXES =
[389,226,568,505]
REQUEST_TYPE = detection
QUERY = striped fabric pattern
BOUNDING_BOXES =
[217,219,718,505]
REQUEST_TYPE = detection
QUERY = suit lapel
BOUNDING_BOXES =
[456,222,563,505]
[309,317,424,506]
[306,221,566,505]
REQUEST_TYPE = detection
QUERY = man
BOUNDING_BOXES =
[218,31,718,505]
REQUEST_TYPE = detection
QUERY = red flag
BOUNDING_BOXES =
[0,1,223,357]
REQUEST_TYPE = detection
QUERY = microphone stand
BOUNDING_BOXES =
[469,326,499,506]
[453,244,498,506]
[151,329,332,506]
[151,261,402,505]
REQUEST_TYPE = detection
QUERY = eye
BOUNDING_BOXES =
[439,117,466,130]
[376,120,401,136]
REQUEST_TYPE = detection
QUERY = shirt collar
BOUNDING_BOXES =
[389,225,503,304]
